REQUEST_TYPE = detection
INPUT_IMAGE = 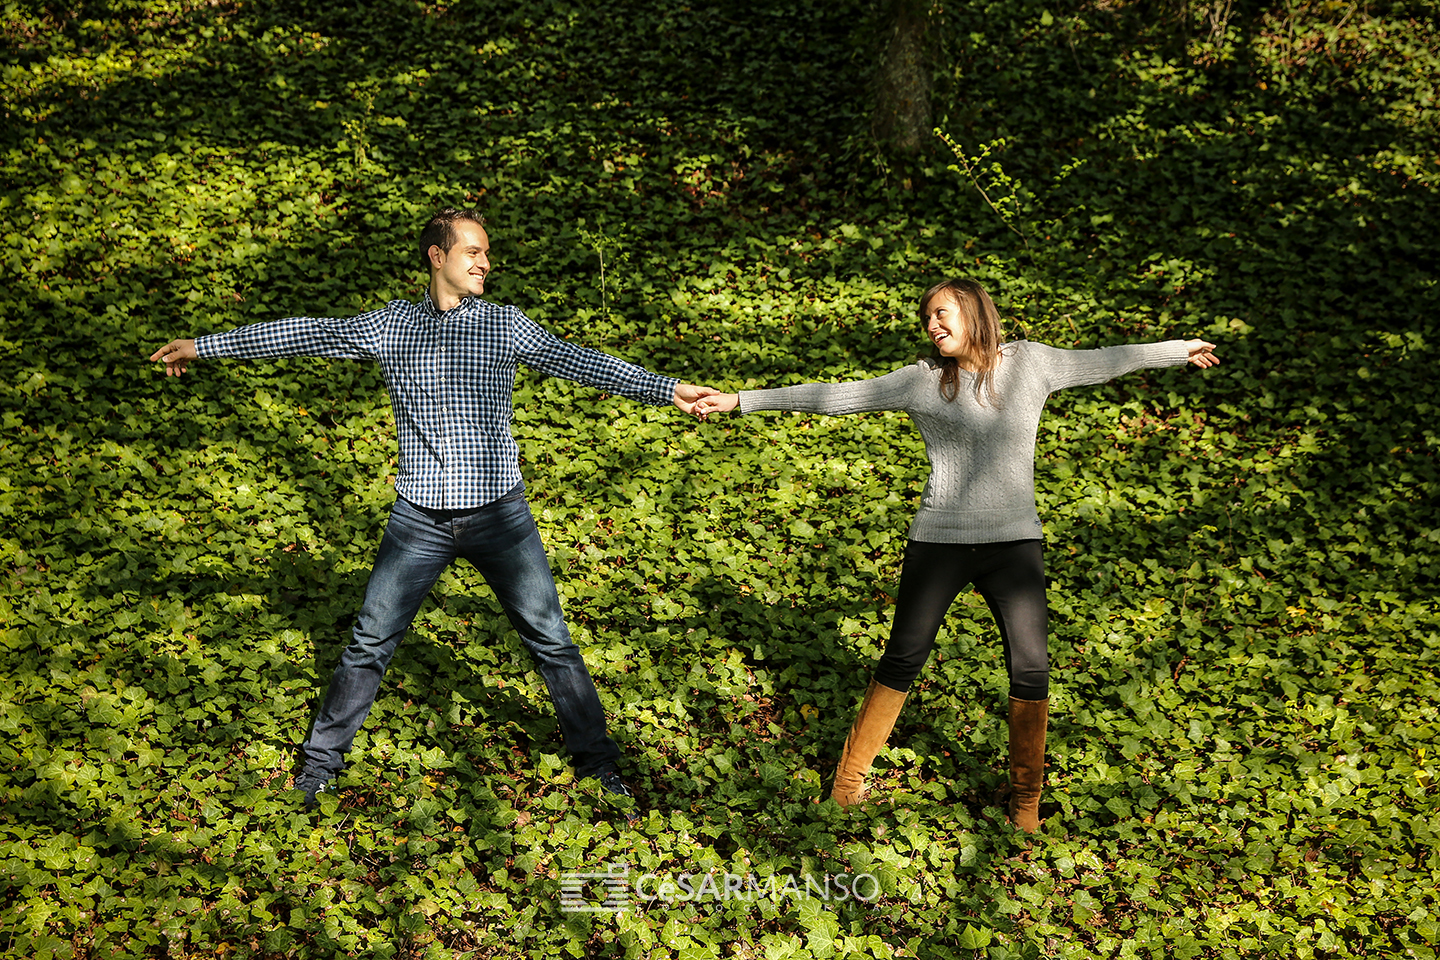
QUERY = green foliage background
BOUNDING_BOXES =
[2,0,1438,956]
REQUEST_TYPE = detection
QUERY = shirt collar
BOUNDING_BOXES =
[421,289,484,318]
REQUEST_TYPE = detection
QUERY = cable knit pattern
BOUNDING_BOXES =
[738,340,1192,543]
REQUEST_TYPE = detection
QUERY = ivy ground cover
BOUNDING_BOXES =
[2,0,1438,956]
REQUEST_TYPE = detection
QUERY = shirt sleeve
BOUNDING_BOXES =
[193,308,387,361]
[1032,340,1191,393]
[512,309,678,406]
[738,363,924,416]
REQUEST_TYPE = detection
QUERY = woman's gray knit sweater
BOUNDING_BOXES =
[738,340,1191,544]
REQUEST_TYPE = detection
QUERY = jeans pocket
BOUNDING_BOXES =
[497,480,527,504]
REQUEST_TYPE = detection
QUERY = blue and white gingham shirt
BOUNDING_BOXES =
[196,293,679,510]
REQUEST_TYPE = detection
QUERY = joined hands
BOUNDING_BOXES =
[694,393,738,419]
[673,384,724,416]
[674,386,738,419]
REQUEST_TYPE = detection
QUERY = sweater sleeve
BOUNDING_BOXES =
[738,363,925,416]
[1031,340,1191,393]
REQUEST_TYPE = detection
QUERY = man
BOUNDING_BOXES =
[151,207,714,809]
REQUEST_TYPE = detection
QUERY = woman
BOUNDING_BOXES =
[696,278,1219,832]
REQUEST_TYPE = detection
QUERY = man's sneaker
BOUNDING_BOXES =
[597,770,633,798]
[294,770,334,810]
[596,770,640,826]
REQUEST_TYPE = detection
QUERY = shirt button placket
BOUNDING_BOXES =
[437,323,445,499]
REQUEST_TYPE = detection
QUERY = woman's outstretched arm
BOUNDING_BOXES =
[696,363,926,419]
[1037,338,1218,393]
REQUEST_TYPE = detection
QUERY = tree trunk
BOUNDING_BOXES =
[872,0,934,154]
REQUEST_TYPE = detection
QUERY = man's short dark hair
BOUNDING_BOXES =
[418,207,486,272]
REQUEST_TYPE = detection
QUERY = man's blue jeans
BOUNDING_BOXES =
[300,489,621,779]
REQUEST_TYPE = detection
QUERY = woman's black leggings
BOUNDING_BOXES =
[873,538,1049,701]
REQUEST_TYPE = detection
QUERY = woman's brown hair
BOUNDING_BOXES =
[917,278,1005,404]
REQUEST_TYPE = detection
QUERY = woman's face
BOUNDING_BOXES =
[923,291,971,359]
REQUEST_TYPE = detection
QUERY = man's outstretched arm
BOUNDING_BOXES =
[514,309,717,414]
[148,310,389,378]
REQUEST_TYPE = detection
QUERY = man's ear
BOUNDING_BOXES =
[427,243,445,270]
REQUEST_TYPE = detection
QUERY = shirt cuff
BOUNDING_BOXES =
[194,333,222,359]
[652,375,681,406]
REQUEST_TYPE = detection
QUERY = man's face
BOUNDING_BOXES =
[431,221,490,299]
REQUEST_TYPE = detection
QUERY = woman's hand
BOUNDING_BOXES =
[695,393,740,419]
[1184,340,1219,368]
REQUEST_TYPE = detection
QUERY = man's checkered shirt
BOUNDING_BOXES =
[196,293,679,510]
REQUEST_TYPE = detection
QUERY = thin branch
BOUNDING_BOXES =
[934,129,1030,247]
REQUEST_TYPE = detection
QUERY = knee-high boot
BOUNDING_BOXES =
[1007,696,1049,833]
[831,680,909,807]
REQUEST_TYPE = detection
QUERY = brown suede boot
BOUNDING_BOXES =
[1007,696,1049,833]
[831,680,909,807]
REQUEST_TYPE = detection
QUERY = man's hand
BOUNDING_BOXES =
[150,339,198,377]
[673,383,721,416]
[1184,340,1219,369]
[695,393,739,419]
